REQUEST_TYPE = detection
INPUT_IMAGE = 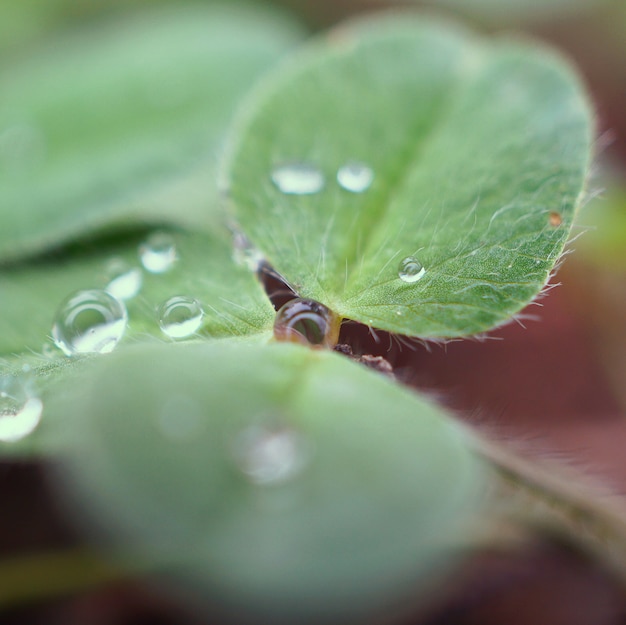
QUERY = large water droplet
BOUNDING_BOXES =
[158,296,204,339]
[273,298,339,347]
[271,162,324,195]
[52,289,128,356]
[398,256,426,283]
[104,258,142,301]
[233,423,310,486]
[0,373,42,443]
[139,232,177,273]
[336,161,374,193]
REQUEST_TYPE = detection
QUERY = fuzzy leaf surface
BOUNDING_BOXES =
[226,14,592,337]
[0,5,302,262]
[46,340,484,619]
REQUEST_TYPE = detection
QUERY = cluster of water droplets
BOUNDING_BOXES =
[47,230,207,359]
[270,160,426,284]
[0,367,43,443]
[270,160,374,196]
[3,231,205,445]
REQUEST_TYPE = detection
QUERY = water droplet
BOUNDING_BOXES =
[232,230,264,272]
[104,258,142,301]
[158,296,204,339]
[336,161,374,193]
[398,257,426,283]
[0,373,42,443]
[139,232,177,273]
[233,423,310,486]
[273,298,339,347]
[271,162,324,195]
[52,289,128,356]
[41,343,56,359]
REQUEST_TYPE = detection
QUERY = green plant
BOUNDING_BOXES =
[1,3,621,623]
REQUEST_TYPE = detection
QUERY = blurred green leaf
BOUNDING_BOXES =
[47,340,484,620]
[424,0,612,23]
[0,227,274,360]
[0,4,303,262]
[225,13,592,338]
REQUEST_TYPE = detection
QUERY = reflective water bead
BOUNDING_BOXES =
[52,289,128,356]
[271,162,324,195]
[139,232,177,273]
[158,296,204,339]
[398,256,426,283]
[336,161,374,193]
[273,298,340,348]
[233,423,310,486]
[0,373,43,443]
[104,258,142,300]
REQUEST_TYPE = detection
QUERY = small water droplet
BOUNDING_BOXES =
[0,373,42,443]
[273,298,339,347]
[104,258,142,301]
[271,162,324,195]
[52,289,127,356]
[398,257,426,283]
[158,296,204,339]
[233,423,310,486]
[139,232,177,273]
[232,231,264,272]
[336,161,374,193]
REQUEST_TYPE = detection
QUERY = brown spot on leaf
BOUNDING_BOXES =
[549,212,563,227]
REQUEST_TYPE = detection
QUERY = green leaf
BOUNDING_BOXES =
[0,227,274,360]
[46,340,485,620]
[0,5,303,262]
[225,13,593,338]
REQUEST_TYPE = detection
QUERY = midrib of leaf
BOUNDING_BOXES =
[339,48,485,298]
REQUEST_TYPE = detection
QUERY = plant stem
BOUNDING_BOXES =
[468,427,626,584]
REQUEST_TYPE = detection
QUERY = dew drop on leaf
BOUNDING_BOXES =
[52,289,128,356]
[0,372,42,443]
[270,161,324,195]
[139,232,177,273]
[104,258,143,301]
[336,160,373,193]
[398,256,426,283]
[158,295,204,339]
[232,422,310,486]
[273,298,339,347]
